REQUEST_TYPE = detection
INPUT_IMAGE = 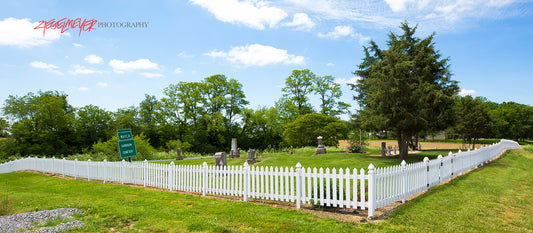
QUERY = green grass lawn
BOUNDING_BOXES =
[1,149,531,232]
[166,146,461,170]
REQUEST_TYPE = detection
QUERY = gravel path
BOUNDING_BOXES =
[0,208,83,233]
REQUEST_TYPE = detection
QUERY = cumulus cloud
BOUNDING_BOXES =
[204,44,305,66]
[72,43,83,47]
[459,89,476,96]
[78,87,89,91]
[335,77,361,85]
[0,18,65,48]
[384,0,415,12]
[97,82,108,87]
[174,67,183,74]
[84,54,103,64]
[109,59,160,74]
[29,61,62,75]
[68,64,104,75]
[282,13,315,31]
[326,62,334,66]
[190,0,288,30]
[318,25,355,39]
[139,72,164,78]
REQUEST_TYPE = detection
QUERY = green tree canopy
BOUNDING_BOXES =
[283,113,348,148]
[2,91,76,155]
[352,22,459,159]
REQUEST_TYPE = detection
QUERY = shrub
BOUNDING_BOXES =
[346,141,365,153]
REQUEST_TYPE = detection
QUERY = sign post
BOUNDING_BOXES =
[117,129,137,161]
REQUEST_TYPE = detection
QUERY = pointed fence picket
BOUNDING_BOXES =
[0,139,520,218]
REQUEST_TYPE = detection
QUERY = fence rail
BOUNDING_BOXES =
[0,139,521,217]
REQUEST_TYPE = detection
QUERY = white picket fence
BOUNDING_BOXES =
[0,139,521,217]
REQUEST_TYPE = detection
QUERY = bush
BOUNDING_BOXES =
[92,133,156,161]
[346,141,365,153]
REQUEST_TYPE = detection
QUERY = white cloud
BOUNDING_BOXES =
[178,51,194,58]
[204,44,305,66]
[0,18,65,48]
[459,89,476,96]
[109,59,160,74]
[72,43,83,47]
[78,87,89,91]
[97,82,108,87]
[282,13,315,31]
[318,25,355,39]
[326,62,334,66]
[68,64,104,75]
[286,0,524,32]
[29,61,63,75]
[335,77,361,85]
[139,72,164,78]
[190,0,288,30]
[85,54,103,64]
[174,67,183,74]
[384,0,415,12]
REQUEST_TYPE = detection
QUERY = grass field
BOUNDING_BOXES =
[164,146,461,169]
[0,148,531,232]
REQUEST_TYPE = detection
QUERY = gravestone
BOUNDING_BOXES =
[388,145,392,156]
[176,148,183,160]
[381,142,386,156]
[316,136,326,154]
[229,138,239,158]
[247,148,256,164]
[215,152,227,167]
[289,146,294,155]
[394,145,397,154]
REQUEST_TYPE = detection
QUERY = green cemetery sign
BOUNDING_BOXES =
[117,129,133,140]
[117,129,137,159]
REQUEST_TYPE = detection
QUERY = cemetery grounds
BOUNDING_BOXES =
[0,141,532,232]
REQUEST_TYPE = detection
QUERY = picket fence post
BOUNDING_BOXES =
[202,162,208,196]
[121,159,125,184]
[243,162,249,202]
[367,163,376,218]
[449,151,454,176]
[400,160,407,203]
[74,158,78,180]
[296,162,302,209]
[143,160,148,187]
[423,157,430,189]
[169,162,175,191]
[62,158,65,178]
[437,155,443,183]
[52,156,55,175]
[87,159,91,181]
[103,159,107,184]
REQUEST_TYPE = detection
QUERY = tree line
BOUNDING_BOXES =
[0,71,351,158]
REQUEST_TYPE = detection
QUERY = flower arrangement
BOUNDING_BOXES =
[346,141,365,153]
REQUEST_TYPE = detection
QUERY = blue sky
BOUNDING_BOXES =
[1,0,532,119]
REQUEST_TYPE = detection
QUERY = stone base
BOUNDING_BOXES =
[247,158,256,164]
[316,146,327,154]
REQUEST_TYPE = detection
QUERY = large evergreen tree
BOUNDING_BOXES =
[351,22,459,159]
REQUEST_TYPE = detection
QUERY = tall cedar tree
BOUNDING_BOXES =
[352,22,459,159]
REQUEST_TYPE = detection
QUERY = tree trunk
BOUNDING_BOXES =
[415,133,419,150]
[398,130,409,160]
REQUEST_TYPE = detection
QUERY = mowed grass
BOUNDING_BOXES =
[166,146,461,170]
[1,149,531,232]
